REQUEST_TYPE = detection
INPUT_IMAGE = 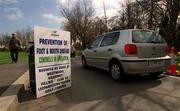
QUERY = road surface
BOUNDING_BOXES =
[18,57,180,111]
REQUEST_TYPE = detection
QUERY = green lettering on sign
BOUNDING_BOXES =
[39,56,68,63]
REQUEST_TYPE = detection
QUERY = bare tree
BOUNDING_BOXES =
[0,26,33,50]
[135,0,180,43]
[164,0,180,43]
[90,17,108,35]
[63,20,79,45]
[15,26,33,49]
[103,1,108,31]
[115,0,146,29]
[0,33,11,49]
[60,0,95,49]
[113,0,179,44]
[0,34,3,48]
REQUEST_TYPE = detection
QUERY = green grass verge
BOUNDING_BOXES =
[0,51,28,65]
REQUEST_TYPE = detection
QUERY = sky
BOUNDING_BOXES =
[0,0,122,34]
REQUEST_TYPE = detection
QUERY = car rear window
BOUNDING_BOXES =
[132,30,166,44]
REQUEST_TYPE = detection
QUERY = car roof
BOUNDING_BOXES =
[121,29,153,32]
[95,29,154,38]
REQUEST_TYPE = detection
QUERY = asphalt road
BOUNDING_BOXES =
[18,57,180,111]
[0,61,28,96]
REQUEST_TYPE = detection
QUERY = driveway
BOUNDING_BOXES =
[18,57,180,111]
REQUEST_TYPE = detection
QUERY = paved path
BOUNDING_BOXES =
[0,61,28,96]
[18,58,180,111]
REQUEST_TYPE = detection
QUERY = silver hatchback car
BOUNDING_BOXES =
[82,29,171,81]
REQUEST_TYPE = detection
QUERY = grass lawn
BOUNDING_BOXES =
[0,51,28,65]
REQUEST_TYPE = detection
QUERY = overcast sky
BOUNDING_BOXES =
[0,0,123,33]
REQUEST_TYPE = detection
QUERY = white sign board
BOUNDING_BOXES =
[34,26,71,98]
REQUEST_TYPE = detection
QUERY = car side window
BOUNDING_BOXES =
[100,32,120,47]
[111,32,120,44]
[90,36,103,49]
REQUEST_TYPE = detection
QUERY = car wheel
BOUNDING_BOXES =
[110,61,125,82]
[82,56,88,68]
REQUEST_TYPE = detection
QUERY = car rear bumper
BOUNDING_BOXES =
[121,59,170,74]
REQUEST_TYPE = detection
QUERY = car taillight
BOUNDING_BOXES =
[124,44,137,55]
[165,45,171,55]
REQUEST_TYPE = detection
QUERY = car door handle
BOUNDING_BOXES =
[108,48,112,51]
[94,50,97,52]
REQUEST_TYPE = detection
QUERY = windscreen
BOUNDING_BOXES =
[132,30,166,44]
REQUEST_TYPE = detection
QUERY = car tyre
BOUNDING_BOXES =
[82,56,88,68]
[110,61,125,82]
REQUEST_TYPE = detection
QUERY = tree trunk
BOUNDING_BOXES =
[165,6,179,44]
[148,0,154,29]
